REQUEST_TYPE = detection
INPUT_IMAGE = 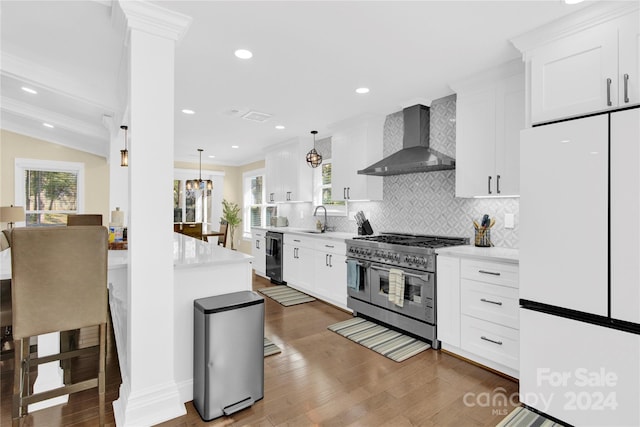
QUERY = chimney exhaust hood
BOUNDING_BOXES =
[357,104,455,176]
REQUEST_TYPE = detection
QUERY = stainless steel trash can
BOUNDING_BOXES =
[193,291,265,421]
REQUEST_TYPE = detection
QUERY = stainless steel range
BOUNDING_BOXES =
[346,233,468,349]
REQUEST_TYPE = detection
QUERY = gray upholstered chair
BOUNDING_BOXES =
[11,226,108,426]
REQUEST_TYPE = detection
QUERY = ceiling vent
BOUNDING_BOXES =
[241,110,272,122]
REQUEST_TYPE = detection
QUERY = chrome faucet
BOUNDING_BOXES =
[313,205,328,232]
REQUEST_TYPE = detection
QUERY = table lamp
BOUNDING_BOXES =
[0,205,25,229]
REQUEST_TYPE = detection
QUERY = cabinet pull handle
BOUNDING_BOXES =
[480,298,503,306]
[496,175,501,194]
[294,248,298,259]
[347,187,351,199]
[624,73,630,103]
[325,254,329,266]
[606,78,612,106]
[293,239,301,242]
[343,188,347,199]
[487,176,492,194]
[481,336,503,346]
[325,245,334,248]
[329,254,333,267]
[478,270,501,276]
[256,240,260,249]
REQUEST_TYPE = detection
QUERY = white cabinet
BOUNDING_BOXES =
[283,234,314,294]
[265,138,313,203]
[313,239,347,309]
[331,116,384,201]
[436,255,461,347]
[512,4,640,124]
[437,254,520,377]
[453,60,525,197]
[251,228,267,277]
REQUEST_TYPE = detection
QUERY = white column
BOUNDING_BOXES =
[111,2,191,426]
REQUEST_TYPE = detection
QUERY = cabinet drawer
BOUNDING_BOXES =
[461,279,519,329]
[461,259,518,288]
[284,234,315,248]
[461,315,519,370]
[314,239,346,255]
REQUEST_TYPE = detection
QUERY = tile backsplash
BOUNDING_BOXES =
[279,95,520,248]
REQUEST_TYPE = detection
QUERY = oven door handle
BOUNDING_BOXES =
[370,264,430,281]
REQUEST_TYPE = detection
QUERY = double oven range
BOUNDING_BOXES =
[346,233,468,349]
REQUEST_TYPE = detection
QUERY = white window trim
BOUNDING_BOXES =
[14,158,85,227]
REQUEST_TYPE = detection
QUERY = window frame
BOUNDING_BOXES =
[14,158,85,227]
[313,158,347,217]
[242,169,276,239]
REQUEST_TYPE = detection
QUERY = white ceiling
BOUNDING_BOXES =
[1,0,592,166]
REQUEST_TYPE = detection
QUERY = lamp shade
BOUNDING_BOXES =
[0,206,25,223]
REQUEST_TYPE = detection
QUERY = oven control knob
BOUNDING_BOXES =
[365,249,372,256]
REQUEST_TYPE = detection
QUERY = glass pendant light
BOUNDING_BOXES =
[306,130,322,168]
[120,125,129,167]
[186,149,213,191]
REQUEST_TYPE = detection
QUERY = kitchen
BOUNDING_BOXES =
[1,1,639,426]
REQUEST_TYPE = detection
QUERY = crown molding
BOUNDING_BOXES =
[510,1,639,55]
[1,96,109,140]
[116,0,192,44]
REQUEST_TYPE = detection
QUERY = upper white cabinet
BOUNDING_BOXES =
[452,59,525,197]
[330,116,384,201]
[511,3,640,124]
[265,138,313,203]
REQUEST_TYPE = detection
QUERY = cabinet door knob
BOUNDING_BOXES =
[487,176,492,195]
[624,73,630,103]
[606,78,612,106]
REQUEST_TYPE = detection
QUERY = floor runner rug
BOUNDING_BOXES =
[258,286,316,306]
[327,317,430,362]
[496,406,565,427]
[264,337,281,357]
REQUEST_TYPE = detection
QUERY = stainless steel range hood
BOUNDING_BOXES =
[357,104,455,176]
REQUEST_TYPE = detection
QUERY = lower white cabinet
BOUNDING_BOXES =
[251,228,267,277]
[283,233,348,310]
[283,234,314,293]
[437,254,520,377]
[313,239,347,309]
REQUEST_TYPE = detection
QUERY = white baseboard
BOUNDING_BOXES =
[113,380,186,426]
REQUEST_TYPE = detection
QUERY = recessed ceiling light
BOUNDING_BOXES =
[564,0,584,4]
[181,109,195,115]
[43,123,54,128]
[208,155,216,159]
[22,87,38,94]
[231,145,239,149]
[234,49,253,59]
[355,87,370,94]
[275,125,285,130]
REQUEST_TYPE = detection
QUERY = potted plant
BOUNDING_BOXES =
[221,199,241,250]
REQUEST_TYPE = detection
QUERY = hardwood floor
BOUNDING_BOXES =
[1,273,519,426]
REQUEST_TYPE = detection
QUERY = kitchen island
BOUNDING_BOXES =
[109,232,254,409]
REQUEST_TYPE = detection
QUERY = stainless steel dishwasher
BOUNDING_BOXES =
[265,231,286,285]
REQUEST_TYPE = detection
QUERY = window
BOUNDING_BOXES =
[173,169,224,225]
[314,159,347,216]
[15,159,84,226]
[243,169,276,238]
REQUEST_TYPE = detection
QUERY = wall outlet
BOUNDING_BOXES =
[505,213,515,229]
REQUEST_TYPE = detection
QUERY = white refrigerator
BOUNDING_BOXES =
[519,108,640,426]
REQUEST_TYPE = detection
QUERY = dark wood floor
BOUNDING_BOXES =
[1,273,519,426]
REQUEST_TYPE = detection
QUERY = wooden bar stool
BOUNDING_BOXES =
[11,226,108,426]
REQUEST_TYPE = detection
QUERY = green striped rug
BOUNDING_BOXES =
[328,317,430,362]
[497,406,564,427]
[258,286,316,306]
[264,337,281,357]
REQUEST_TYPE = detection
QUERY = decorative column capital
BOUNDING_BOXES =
[116,0,192,43]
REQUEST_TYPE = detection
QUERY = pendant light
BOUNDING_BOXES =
[306,130,322,168]
[120,125,129,167]
[186,148,213,191]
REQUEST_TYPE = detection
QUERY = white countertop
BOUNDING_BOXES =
[256,226,358,242]
[0,233,253,280]
[436,245,519,264]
